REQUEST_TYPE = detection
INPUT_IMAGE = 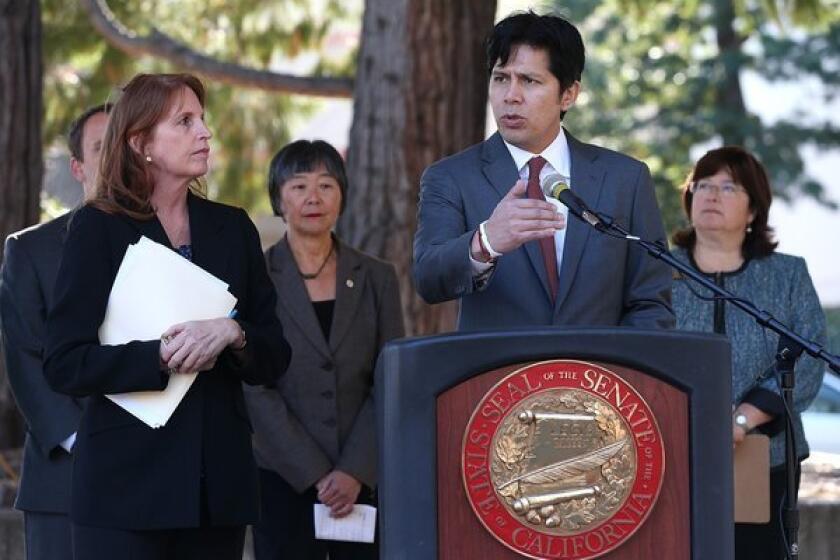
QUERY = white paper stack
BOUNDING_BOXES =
[313,504,377,543]
[99,236,237,428]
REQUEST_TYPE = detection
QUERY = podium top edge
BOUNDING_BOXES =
[386,327,728,347]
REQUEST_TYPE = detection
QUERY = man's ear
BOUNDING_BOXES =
[70,157,85,184]
[560,80,581,111]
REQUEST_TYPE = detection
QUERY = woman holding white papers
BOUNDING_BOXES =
[44,73,291,560]
[245,140,404,559]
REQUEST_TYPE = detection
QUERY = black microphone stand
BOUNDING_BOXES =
[578,210,840,559]
[774,335,804,558]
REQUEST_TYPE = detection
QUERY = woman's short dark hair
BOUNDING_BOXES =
[486,10,585,118]
[267,140,348,217]
[672,146,778,259]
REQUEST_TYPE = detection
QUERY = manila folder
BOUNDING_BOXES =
[734,434,770,523]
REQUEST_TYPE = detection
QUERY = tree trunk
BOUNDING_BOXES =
[713,0,748,146]
[340,0,497,335]
[0,0,43,448]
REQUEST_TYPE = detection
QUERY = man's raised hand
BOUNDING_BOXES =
[482,179,565,255]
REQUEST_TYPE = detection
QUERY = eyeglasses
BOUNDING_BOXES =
[689,180,746,197]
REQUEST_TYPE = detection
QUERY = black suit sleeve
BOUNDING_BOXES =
[219,209,291,385]
[1,234,82,455]
[44,208,168,397]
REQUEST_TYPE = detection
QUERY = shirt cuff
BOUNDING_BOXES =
[469,252,495,275]
[469,250,495,292]
[59,432,77,454]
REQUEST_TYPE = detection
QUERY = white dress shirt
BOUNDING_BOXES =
[60,431,76,453]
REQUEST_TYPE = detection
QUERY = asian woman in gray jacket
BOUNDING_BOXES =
[245,140,405,560]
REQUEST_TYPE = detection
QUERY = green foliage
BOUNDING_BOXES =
[42,0,359,213]
[549,0,840,234]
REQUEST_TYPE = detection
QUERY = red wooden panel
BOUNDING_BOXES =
[437,361,689,559]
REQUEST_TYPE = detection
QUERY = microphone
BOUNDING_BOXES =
[540,174,605,231]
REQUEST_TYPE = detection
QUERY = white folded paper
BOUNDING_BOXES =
[313,504,377,543]
[99,236,237,428]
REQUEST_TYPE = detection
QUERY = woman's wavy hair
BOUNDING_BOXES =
[89,73,207,219]
[672,146,778,259]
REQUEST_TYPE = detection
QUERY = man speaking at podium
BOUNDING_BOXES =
[414,11,673,331]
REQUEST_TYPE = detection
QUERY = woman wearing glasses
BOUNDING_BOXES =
[670,146,826,559]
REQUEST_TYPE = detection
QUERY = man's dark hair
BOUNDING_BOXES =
[267,140,348,217]
[486,10,585,94]
[67,103,111,161]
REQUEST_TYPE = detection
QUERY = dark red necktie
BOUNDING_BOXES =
[526,156,559,303]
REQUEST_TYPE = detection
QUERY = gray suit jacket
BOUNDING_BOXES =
[413,130,674,331]
[0,212,82,513]
[244,237,404,492]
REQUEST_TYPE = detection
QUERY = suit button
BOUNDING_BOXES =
[321,360,334,371]
[323,418,337,427]
[321,390,334,399]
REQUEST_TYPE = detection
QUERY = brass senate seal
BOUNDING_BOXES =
[462,361,665,560]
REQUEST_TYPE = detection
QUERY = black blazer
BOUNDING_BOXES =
[43,194,291,530]
[0,212,81,513]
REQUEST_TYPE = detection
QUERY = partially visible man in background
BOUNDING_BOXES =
[0,104,109,560]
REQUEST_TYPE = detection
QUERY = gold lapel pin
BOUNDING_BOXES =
[346,278,354,288]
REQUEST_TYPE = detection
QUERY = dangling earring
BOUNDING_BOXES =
[145,155,152,163]
[746,224,753,233]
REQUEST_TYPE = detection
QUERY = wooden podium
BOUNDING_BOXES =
[375,328,734,559]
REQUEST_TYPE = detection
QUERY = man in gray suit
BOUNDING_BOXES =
[414,12,674,330]
[0,104,109,560]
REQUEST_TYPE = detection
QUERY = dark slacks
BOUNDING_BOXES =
[735,463,801,560]
[71,523,246,560]
[252,468,379,560]
[24,511,74,560]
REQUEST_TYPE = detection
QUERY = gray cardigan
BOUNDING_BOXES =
[671,248,826,466]
[244,237,405,492]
